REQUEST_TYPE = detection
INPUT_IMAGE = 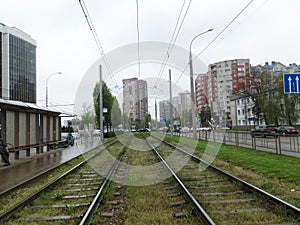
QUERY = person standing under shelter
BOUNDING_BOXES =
[0,139,10,166]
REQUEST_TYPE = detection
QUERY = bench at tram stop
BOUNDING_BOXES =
[4,140,65,160]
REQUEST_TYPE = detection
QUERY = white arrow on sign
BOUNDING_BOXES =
[288,76,292,92]
[296,76,299,93]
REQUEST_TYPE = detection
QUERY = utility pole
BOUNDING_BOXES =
[155,98,157,131]
[189,29,213,139]
[169,69,173,138]
[99,65,104,143]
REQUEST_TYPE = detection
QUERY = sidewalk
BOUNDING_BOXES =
[0,138,101,193]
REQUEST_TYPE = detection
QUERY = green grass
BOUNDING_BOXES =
[122,184,198,225]
[133,132,151,139]
[162,134,300,208]
[164,135,300,182]
[212,144,299,181]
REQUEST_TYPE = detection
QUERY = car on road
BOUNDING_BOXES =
[277,126,298,136]
[250,125,277,137]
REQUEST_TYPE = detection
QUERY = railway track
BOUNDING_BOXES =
[0,140,125,224]
[146,135,300,225]
[99,133,200,224]
[1,132,299,224]
[1,135,202,224]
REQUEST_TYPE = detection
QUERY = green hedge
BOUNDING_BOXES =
[104,131,116,138]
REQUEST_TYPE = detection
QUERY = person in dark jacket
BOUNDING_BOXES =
[0,139,10,166]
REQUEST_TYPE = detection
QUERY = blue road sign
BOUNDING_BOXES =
[284,73,300,93]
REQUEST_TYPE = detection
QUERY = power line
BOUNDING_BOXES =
[174,0,254,85]
[156,0,188,80]
[194,0,254,60]
[154,0,192,96]
[78,0,117,85]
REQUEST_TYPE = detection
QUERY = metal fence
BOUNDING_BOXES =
[197,130,300,157]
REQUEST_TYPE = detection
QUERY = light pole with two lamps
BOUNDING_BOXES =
[189,29,213,139]
[46,72,62,107]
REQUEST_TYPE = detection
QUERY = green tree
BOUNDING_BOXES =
[233,70,283,125]
[260,92,281,125]
[93,82,122,131]
[79,103,94,130]
[144,114,151,128]
[276,74,300,125]
[199,106,211,126]
[111,97,123,128]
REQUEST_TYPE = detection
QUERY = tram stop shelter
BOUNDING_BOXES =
[0,99,72,159]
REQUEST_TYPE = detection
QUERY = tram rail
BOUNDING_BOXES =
[148,134,300,224]
[0,140,123,224]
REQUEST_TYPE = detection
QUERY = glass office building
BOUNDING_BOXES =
[0,23,37,103]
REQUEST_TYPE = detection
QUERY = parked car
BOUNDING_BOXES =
[93,129,101,136]
[264,125,278,134]
[138,128,150,132]
[277,126,298,136]
[250,125,277,137]
[181,127,190,133]
[130,126,137,132]
[197,126,211,131]
[72,132,80,139]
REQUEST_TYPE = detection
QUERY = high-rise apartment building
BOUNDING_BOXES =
[177,91,191,114]
[0,23,37,103]
[195,59,250,126]
[159,100,170,122]
[195,74,209,112]
[123,77,148,123]
[159,91,191,125]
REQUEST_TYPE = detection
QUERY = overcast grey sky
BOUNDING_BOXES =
[1,0,300,115]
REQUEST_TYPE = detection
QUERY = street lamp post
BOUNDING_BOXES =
[46,72,62,107]
[189,29,213,139]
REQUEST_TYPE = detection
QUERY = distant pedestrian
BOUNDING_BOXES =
[0,139,10,166]
[68,133,74,146]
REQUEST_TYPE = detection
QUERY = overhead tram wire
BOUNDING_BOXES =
[78,0,117,86]
[79,0,114,79]
[155,0,189,86]
[154,0,192,96]
[174,0,254,85]
[136,0,141,78]
[155,0,187,79]
[193,0,254,61]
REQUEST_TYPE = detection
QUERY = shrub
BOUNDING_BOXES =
[104,131,115,138]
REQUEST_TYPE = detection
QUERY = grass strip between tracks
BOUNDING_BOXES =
[162,134,300,208]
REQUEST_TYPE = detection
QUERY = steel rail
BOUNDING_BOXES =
[0,139,115,198]
[0,139,117,222]
[79,146,126,225]
[145,139,216,225]
[155,135,300,220]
